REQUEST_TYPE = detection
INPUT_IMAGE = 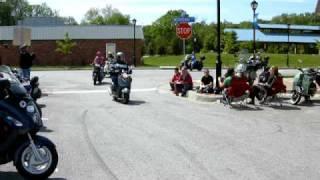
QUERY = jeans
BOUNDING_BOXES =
[21,68,31,80]
[111,75,118,91]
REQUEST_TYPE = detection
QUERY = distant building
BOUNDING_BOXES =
[0,17,144,66]
[225,24,320,54]
[317,0,320,14]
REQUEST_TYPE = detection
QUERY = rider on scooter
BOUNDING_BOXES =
[92,51,105,66]
[110,52,128,91]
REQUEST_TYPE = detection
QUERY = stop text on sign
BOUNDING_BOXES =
[176,23,192,40]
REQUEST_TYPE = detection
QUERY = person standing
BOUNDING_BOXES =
[19,44,35,81]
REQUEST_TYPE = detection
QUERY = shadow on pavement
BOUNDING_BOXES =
[94,82,111,86]
[270,104,301,111]
[298,100,320,107]
[230,105,263,111]
[128,100,147,106]
[39,126,54,133]
[0,171,66,180]
[38,104,47,108]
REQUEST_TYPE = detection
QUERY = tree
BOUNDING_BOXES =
[223,31,238,54]
[25,3,58,17]
[316,40,320,55]
[82,5,130,25]
[56,33,77,55]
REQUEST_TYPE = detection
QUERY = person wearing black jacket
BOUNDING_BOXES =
[19,44,35,80]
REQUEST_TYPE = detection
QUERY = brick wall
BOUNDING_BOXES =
[0,39,144,66]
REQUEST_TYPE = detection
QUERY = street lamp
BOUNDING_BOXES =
[287,23,290,67]
[132,18,137,66]
[251,0,258,56]
[215,0,222,92]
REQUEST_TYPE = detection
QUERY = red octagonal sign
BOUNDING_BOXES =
[176,23,192,40]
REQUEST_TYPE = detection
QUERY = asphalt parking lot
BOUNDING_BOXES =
[1,70,319,180]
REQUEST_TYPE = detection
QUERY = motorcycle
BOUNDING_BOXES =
[103,61,112,78]
[110,65,132,104]
[92,64,104,85]
[291,68,320,105]
[0,75,58,179]
[236,52,269,85]
[180,56,206,71]
[0,66,42,102]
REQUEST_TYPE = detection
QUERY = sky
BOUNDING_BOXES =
[27,0,318,25]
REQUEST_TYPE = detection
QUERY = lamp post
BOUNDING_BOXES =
[287,23,290,67]
[251,0,258,56]
[215,0,222,91]
[132,18,136,66]
[193,37,197,53]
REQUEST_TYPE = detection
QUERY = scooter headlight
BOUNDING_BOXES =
[122,88,129,93]
[26,105,35,113]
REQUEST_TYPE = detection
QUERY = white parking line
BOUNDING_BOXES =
[44,88,157,95]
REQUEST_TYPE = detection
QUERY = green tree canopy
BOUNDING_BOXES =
[82,5,130,25]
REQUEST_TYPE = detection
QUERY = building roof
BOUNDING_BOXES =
[0,25,144,41]
[258,24,320,31]
[225,29,320,43]
[18,17,65,26]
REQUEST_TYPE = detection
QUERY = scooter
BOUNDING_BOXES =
[0,66,42,102]
[103,61,111,78]
[92,64,104,85]
[291,68,320,105]
[180,56,206,71]
[0,76,58,179]
[110,67,132,104]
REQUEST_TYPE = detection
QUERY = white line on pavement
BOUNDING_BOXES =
[44,88,157,95]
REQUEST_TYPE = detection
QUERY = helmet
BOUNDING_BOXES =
[184,54,192,61]
[116,52,124,57]
[96,51,102,56]
[235,64,246,73]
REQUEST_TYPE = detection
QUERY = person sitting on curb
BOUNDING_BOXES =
[221,65,251,99]
[199,69,214,94]
[174,67,193,97]
[170,67,181,91]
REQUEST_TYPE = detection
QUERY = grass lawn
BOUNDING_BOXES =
[142,53,320,68]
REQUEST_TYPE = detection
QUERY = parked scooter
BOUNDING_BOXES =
[180,55,206,71]
[291,68,320,105]
[0,66,42,102]
[110,65,132,104]
[92,64,104,85]
[0,76,58,179]
[254,68,286,105]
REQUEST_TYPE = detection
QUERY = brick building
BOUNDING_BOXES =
[0,21,144,66]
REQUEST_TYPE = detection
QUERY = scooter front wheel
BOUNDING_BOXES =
[14,136,58,180]
[291,90,301,105]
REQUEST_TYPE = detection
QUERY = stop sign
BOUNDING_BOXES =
[176,23,192,40]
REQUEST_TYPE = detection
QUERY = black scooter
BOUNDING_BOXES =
[110,66,132,104]
[0,76,58,179]
[92,64,104,85]
[180,56,206,71]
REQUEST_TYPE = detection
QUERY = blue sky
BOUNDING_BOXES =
[28,0,318,25]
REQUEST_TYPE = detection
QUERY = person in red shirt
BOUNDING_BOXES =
[92,51,105,66]
[174,67,193,97]
[170,67,181,91]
